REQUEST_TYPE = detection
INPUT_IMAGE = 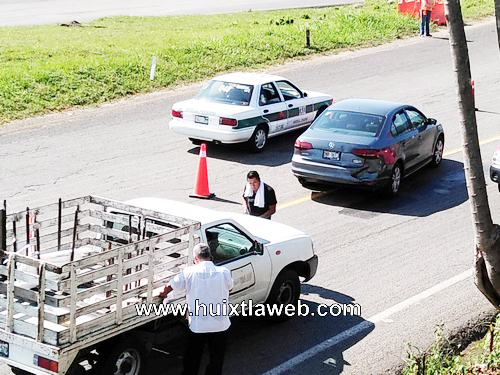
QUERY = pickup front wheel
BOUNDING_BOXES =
[265,269,300,323]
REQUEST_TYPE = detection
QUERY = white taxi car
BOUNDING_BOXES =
[169,72,333,152]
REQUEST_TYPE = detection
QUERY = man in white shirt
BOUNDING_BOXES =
[160,243,234,375]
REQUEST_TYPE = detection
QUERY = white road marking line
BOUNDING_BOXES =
[262,268,473,375]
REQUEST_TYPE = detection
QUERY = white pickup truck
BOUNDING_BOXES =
[0,196,317,375]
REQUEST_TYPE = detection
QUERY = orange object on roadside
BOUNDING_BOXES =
[398,0,446,25]
[189,143,215,199]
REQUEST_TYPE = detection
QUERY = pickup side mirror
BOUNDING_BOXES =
[253,240,264,255]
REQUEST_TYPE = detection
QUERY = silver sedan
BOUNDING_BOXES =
[291,99,445,196]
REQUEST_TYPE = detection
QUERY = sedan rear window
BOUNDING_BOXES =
[311,110,384,137]
[195,80,253,106]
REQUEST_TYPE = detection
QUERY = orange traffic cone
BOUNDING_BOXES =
[189,143,215,199]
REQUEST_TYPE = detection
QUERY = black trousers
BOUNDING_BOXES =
[182,329,228,375]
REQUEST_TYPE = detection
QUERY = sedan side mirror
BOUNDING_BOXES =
[253,240,264,255]
[426,118,437,126]
[303,92,308,98]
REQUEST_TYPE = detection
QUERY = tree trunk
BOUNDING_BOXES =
[496,0,500,56]
[444,0,500,308]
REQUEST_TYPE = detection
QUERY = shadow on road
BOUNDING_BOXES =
[187,129,304,167]
[308,159,468,217]
[146,286,373,375]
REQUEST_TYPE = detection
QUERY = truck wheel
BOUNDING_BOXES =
[96,338,147,375]
[265,269,300,323]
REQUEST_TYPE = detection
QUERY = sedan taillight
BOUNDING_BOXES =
[352,146,397,164]
[294,139,313,150]
[172,109,183,118]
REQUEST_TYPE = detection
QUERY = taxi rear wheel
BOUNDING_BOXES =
[247,125,268,153]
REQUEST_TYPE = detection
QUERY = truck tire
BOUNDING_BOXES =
[96,338,147,375]
[265,269,300,323]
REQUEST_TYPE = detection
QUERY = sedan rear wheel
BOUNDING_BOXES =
[430,136,444,167]
[384,162,403,197]
[247,125,268,153]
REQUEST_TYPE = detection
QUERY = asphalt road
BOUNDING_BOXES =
[1,19,500,375]
[0,0,354,26]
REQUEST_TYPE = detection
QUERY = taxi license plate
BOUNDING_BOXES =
[195,115,208,125]
[323,150,340,160]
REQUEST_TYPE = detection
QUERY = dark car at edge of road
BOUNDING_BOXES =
[291,98,445,196]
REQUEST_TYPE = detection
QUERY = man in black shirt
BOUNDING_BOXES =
[242,171,277,219]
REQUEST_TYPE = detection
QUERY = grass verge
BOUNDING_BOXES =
[0,0,494,124]
[401,313,500,375]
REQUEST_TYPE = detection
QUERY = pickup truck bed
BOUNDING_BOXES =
[0,196,199,374]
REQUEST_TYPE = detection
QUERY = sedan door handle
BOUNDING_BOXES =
[288,104,293,108]
[263,109,269,114]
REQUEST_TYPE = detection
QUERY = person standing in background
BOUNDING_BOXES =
[242,170,277,219]
[420,0,435,37]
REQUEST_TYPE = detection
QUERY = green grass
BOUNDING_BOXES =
[0,0,494,124]
[402,316,500,375]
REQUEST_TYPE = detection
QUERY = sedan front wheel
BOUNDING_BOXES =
[430,136,444,167]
